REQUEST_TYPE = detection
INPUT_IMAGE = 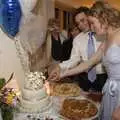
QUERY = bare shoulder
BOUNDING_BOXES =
[113,31,120,45]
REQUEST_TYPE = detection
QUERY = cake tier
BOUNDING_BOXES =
[18,96,52,113]
[21,87,47,100]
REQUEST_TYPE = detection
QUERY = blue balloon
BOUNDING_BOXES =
[1,0,22,37]
[0,0,2,24]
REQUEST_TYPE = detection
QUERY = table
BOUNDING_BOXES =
[14,79,102,120]
[13,97,65,120]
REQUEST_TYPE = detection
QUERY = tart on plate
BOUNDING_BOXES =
[50,83,80,97]
[60,98,98,120]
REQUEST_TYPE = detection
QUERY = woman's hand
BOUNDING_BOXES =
[47,64,61,82]
[60,70,69,79]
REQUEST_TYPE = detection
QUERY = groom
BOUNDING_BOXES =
[48,7,107,92]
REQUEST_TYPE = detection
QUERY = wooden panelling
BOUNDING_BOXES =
[55,0,75,11]
[56,0,120,10]
[55,0,95,9]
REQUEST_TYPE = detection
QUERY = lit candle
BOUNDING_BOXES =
[44,81,51,95]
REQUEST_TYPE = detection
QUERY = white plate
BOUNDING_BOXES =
[53,96,100,120]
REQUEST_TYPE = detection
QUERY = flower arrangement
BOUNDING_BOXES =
[0,78,6,90]
[0,88,18,107]
[0,78,18,120]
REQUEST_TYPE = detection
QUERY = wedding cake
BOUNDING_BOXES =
[18,72,52,113]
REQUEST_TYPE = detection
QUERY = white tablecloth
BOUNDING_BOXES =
[14,98,65,120]
[14,95,100,120]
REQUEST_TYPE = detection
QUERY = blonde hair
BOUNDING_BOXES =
[90,1,120,28]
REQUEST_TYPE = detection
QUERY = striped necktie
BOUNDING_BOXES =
[87,32,96,82]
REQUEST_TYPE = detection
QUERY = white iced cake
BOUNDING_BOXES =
[18,72,52,113]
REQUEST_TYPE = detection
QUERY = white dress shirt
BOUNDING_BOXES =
[59,32,105,74]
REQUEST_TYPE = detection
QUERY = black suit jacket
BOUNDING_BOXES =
[51,35,73,61]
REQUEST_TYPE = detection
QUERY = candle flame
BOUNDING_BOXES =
[44,81,51,95]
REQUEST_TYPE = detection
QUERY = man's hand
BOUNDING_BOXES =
[47,64,61,82]
[112,106,120,120]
